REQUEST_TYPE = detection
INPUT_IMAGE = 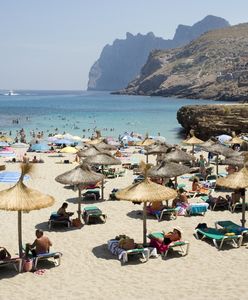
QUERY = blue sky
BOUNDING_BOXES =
[0,0,248,90]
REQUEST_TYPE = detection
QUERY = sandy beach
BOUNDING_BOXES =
[0,148,247,300]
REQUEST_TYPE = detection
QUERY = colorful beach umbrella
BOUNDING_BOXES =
[30,143,50,152]
[60,146,78,154]
[0,171,29,183]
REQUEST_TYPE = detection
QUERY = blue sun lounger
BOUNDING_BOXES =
[194,227,243,250]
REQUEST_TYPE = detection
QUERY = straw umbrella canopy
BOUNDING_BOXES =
[225,132,244,145]
[86,138,103,145]
[148,161,191,179]
[77,145,106,158]
[222,156,244,167]
[145,143,169,164]
[202,143,240,174]
[199,139,216,149]
[216,157,248,226]
[95,141,117,151]
[183,130,204,154]
[116,163,177,245]
[162,147,195,163]
[0,164,55,256]
[83,153,121,200]
[55,163,104,219]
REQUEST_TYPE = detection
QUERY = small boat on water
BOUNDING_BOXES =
[4,90,18,96]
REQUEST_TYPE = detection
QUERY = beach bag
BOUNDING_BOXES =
[72,218,82,227]
[118,238,135,250]
[23,259,33,272]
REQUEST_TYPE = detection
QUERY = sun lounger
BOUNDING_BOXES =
[201,195,229,211]
[107,239,157,264]
[0,257,22,272]
[194,227,243,249]
[83,189,100,201]
[215,220,248,237]
[82,206,106,224]
[33,252,62,270]
[186,203,209,216]
[48,212,71,230]
[148,207,179,221]
[148,232,189,258]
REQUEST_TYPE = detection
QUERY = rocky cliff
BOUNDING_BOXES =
[88,15,229,91]
[177,104,248,139]
[117,23,248,101]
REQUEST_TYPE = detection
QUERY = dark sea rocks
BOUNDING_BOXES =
[177,104,248,139]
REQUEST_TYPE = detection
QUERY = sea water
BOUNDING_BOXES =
[0,90,225,144]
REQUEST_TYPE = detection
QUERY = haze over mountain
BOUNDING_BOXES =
[87,15,229,91]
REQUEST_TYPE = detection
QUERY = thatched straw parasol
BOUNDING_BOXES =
[0,164,55,256]
[55,163,104,219]
[77,145,106,158]
[83,153,121,200]
[183,129,204,154]
[148,161,191,178]
[222,156,244,167]
[116,162,177,245]
[199,139,216,148]
[225,132,244,145]
[162,147,194,163]
[216,156,248,226]
[95,141,117,151]
[202,143,240,174]
[145,143,169,164]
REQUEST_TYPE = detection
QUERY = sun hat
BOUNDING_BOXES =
[173,226,183,238]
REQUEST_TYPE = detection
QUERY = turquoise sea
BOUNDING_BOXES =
[0,90,225,144]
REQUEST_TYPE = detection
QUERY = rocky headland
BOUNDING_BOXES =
[177,104,248,139]
[88,15,229,91]
[117,23,248,101]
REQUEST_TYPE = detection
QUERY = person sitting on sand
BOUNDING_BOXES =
[25,229,52,257]
[32,155,38,163]
[0,247,11,260]
[57,202,74,221]
[149,227,182,253]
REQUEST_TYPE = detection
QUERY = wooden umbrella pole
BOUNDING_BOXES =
[101,165,104,200]
[78,187,82,219]
[192,144,194,156]
[146,153,148,164]
[241,191,246,227]
[216,154,219,175]
[143,202,147,246]
[18,211,23,257]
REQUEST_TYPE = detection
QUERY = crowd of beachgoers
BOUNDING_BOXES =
[0,129,247,300]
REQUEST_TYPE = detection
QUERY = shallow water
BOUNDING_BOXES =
[0,90,226,144]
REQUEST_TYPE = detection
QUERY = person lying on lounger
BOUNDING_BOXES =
[149,227,182,253]
[25,229,52,257]
[0,247,11,260]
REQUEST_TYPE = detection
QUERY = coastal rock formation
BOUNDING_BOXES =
[88,15,229,91]
[117,23,248,101]
[177,104,248,139]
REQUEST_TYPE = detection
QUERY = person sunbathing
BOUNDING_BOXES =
[57,202,74,220]
[0,247,11,260]
[25,229,52,257]
[147,201,164,214]
[149,227,182,253]
[192,178,201,191]
[172,188,189,215]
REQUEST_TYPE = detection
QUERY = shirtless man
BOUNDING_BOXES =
[25,229,52,257]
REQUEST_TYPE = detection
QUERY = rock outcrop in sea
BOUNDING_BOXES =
[117,23,248,101]
[177,104,248,139]
[88,15,229,91]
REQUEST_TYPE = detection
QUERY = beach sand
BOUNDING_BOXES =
[0,149,247,300]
